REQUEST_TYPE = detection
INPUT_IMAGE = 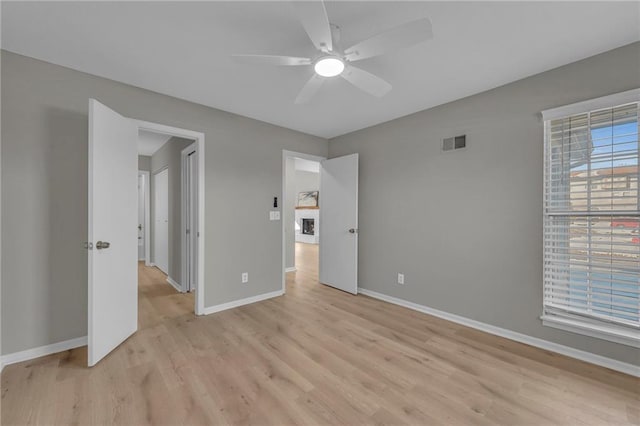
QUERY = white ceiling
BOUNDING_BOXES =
[295,158,320,173]
[2,2,638,139]
[138,130,172,156]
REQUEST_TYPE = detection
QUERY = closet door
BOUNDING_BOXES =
[153,168,169,274]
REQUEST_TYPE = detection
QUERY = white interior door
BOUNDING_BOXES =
[88,99,138,366]
[153,168,169,274]
[319,153,359,294]
[138,173,145,260]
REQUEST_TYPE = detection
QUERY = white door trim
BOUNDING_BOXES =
[134,119,206,316]
[281,150,326,294]
[138,170,151,266]
[181,142,198,294]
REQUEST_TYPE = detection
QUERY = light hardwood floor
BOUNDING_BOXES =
[2,243,638,425]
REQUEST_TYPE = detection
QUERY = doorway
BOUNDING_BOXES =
[138,130,200,298]
[281,149,360,297]
[282,150,326,292]
[135,121,205,318]
[88,99,206,366]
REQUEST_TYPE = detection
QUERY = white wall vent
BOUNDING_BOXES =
[442,135,466,152]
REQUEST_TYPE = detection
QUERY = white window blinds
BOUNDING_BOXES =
[543,100,640,333]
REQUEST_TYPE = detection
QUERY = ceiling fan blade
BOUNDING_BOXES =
[232,54,312,66]
[293,1,333,52]
[340,65,392,97]
[344,17,433,62]
[295,74,325,104]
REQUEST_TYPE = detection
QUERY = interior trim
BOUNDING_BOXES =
[1,336,88,371]
[166,276,182,293]
[359,288,640,377]
[202,289,284,316]
[541,88,639,121]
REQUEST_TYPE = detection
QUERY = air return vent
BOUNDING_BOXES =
[442,135,466,152]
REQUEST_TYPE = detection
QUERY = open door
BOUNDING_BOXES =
[319,153,359,294]
[88,99,138,366]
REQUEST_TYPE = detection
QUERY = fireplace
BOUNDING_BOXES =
[302,218,315,235]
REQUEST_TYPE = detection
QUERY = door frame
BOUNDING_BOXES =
[135,119,206,316]
[138,170,151,266]
[281,150,326,294]
[181,142,198,293]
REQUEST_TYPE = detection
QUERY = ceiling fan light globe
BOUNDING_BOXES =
[314,57,344,77]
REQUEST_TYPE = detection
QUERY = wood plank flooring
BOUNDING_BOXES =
[2,242,639,425]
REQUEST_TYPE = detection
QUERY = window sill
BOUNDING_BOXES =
[541,315,640,348]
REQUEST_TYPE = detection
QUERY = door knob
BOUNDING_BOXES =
[96,241,111,249]
[348,228,358,234]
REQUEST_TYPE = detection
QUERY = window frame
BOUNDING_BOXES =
[541,89,640,348]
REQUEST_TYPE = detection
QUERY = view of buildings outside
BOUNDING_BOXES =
[545,104,639,325]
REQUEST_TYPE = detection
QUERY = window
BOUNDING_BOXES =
[542,90,639,347]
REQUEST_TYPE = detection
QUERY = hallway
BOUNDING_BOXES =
[292,241,319,282]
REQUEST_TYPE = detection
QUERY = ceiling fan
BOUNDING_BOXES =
[232,1,433,104]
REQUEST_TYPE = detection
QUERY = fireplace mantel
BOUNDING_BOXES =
[295,206,319,210]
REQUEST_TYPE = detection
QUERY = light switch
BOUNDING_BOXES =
[273,211,281,220]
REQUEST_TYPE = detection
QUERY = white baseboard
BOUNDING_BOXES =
[285,267,297,273]
[166,276,182,292]
[358,288,639,378]
[1,336,87,370]
[202,290,284,315]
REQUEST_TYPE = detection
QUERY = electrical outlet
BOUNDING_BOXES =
[242,272,249,283]
[397,273,405,285]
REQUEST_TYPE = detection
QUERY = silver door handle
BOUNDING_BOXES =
[348,228,358,234]
[96,241,110,249]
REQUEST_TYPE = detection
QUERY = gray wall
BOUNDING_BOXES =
[138,155,151,172]
[285,157,296,270]
[1,50,327,355]
[150,137,193,283]
[328,42,640,365]
[294,170,320,199]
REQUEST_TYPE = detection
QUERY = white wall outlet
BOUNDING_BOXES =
[242,272,249,283]
[397,273,405,285]
[273,211,280,220]
[269,211,275,220]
